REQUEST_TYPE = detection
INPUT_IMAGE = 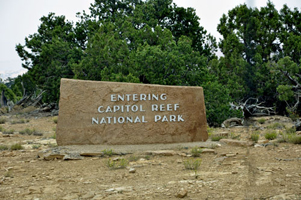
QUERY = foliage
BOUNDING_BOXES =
[211,135,226,141]
[258,119,266,124]
[183,158,201,171]
[191,147,202,157]
[32,145,41,149]
[0,117,6,124]
[10,143,23,151]
[251,133,259,143]
[106,158,129,169]
[230,132,241,140]
[0,144,9,151]
[0,83,17,103]
[19,128,39,135]
[102,149,114,157]
[264,132,278,140]
[3,129,15,135]
[267,122,285,129]
[52,116,58,124]
[11,0,301,125]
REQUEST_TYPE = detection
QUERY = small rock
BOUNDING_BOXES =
[232,171,238,174]
[129,168,136,173]
[213,132,229,137]
[63,153,83,160]
[82,191,95,199]
[219,139,253,147]
[145,150,176,156]
[113,157,122,161]
[254,144,263,148]
[201,149,216,154]
[28,186,42,194]
[80,152,103,157]
[175,188,188,198]
[62,194,79,200]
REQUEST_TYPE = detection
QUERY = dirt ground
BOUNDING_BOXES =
[0,113,300,200]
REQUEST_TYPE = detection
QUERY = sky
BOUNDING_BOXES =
[0,0,300,80]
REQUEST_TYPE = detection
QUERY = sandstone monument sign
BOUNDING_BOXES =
[56,78,207,145]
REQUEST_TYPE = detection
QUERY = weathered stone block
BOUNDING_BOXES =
[56,78,207,145]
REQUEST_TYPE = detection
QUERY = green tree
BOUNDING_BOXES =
[16,13,84,103]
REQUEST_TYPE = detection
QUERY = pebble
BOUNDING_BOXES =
[129,168,136,173]
[175,188,188,198]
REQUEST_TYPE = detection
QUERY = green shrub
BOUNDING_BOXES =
[0,117,6,124]
[102,149,114,157]
[288,135,301,144]
[3,129,14,134]
[0,144,9,151]
[267,123,284,130]
[106,158,129,169]
[258,118,266,124]
[207,127,214,137]
[10,143,23,150]
[32,144,41,149]
[191,147,202,157]
[52,116,58,124]
[128,155,139,162]
[19,128,33,135]
[0,126,3,132]
[285,127,296,134]
[264,132,278,140]
[211,135,225,141]
[51,133,56,139]
[251,133,259,143]
[183,158,202,170]
[230,132,240,140]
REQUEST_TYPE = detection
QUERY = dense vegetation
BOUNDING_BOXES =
[1,0,301,126]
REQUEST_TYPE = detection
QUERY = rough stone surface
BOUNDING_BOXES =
[219,139,254,147]
[57,79,207,145]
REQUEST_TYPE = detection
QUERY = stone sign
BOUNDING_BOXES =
[56,78,208,145]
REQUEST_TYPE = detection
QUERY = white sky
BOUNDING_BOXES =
[0,0,300,80]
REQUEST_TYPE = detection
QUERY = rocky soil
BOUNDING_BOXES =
[0,113,300,200]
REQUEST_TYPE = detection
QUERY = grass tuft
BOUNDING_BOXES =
[191,147,202,157]
[10,143,23,151]
[106,158,129,169]
[0,117,7,124]
[102,149,114,157]
[183,158,202,170]
[264,132,278,140]
[251,133,259,143]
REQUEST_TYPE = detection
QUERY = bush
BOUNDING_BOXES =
[211,135,225,141]
[0,144,9,151]
[191,147,202,157]
[267,123,284,129]
[251,133,259,143]
[264,132,278,140]
[288,135,301,144]
[11,118,28,124]
[0,117,7,124]
[106,158,129,169]
[32,145,41,149]
[51,133,56,139]
[207,127,214,137]
[10,143,23,150]
[285,127,296,134]
[52,116,58,124]
[3,129,14,134]
[102,149,114,157]
[258,118,266,124]
[230,132,240,140]
[183,158,202,170]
